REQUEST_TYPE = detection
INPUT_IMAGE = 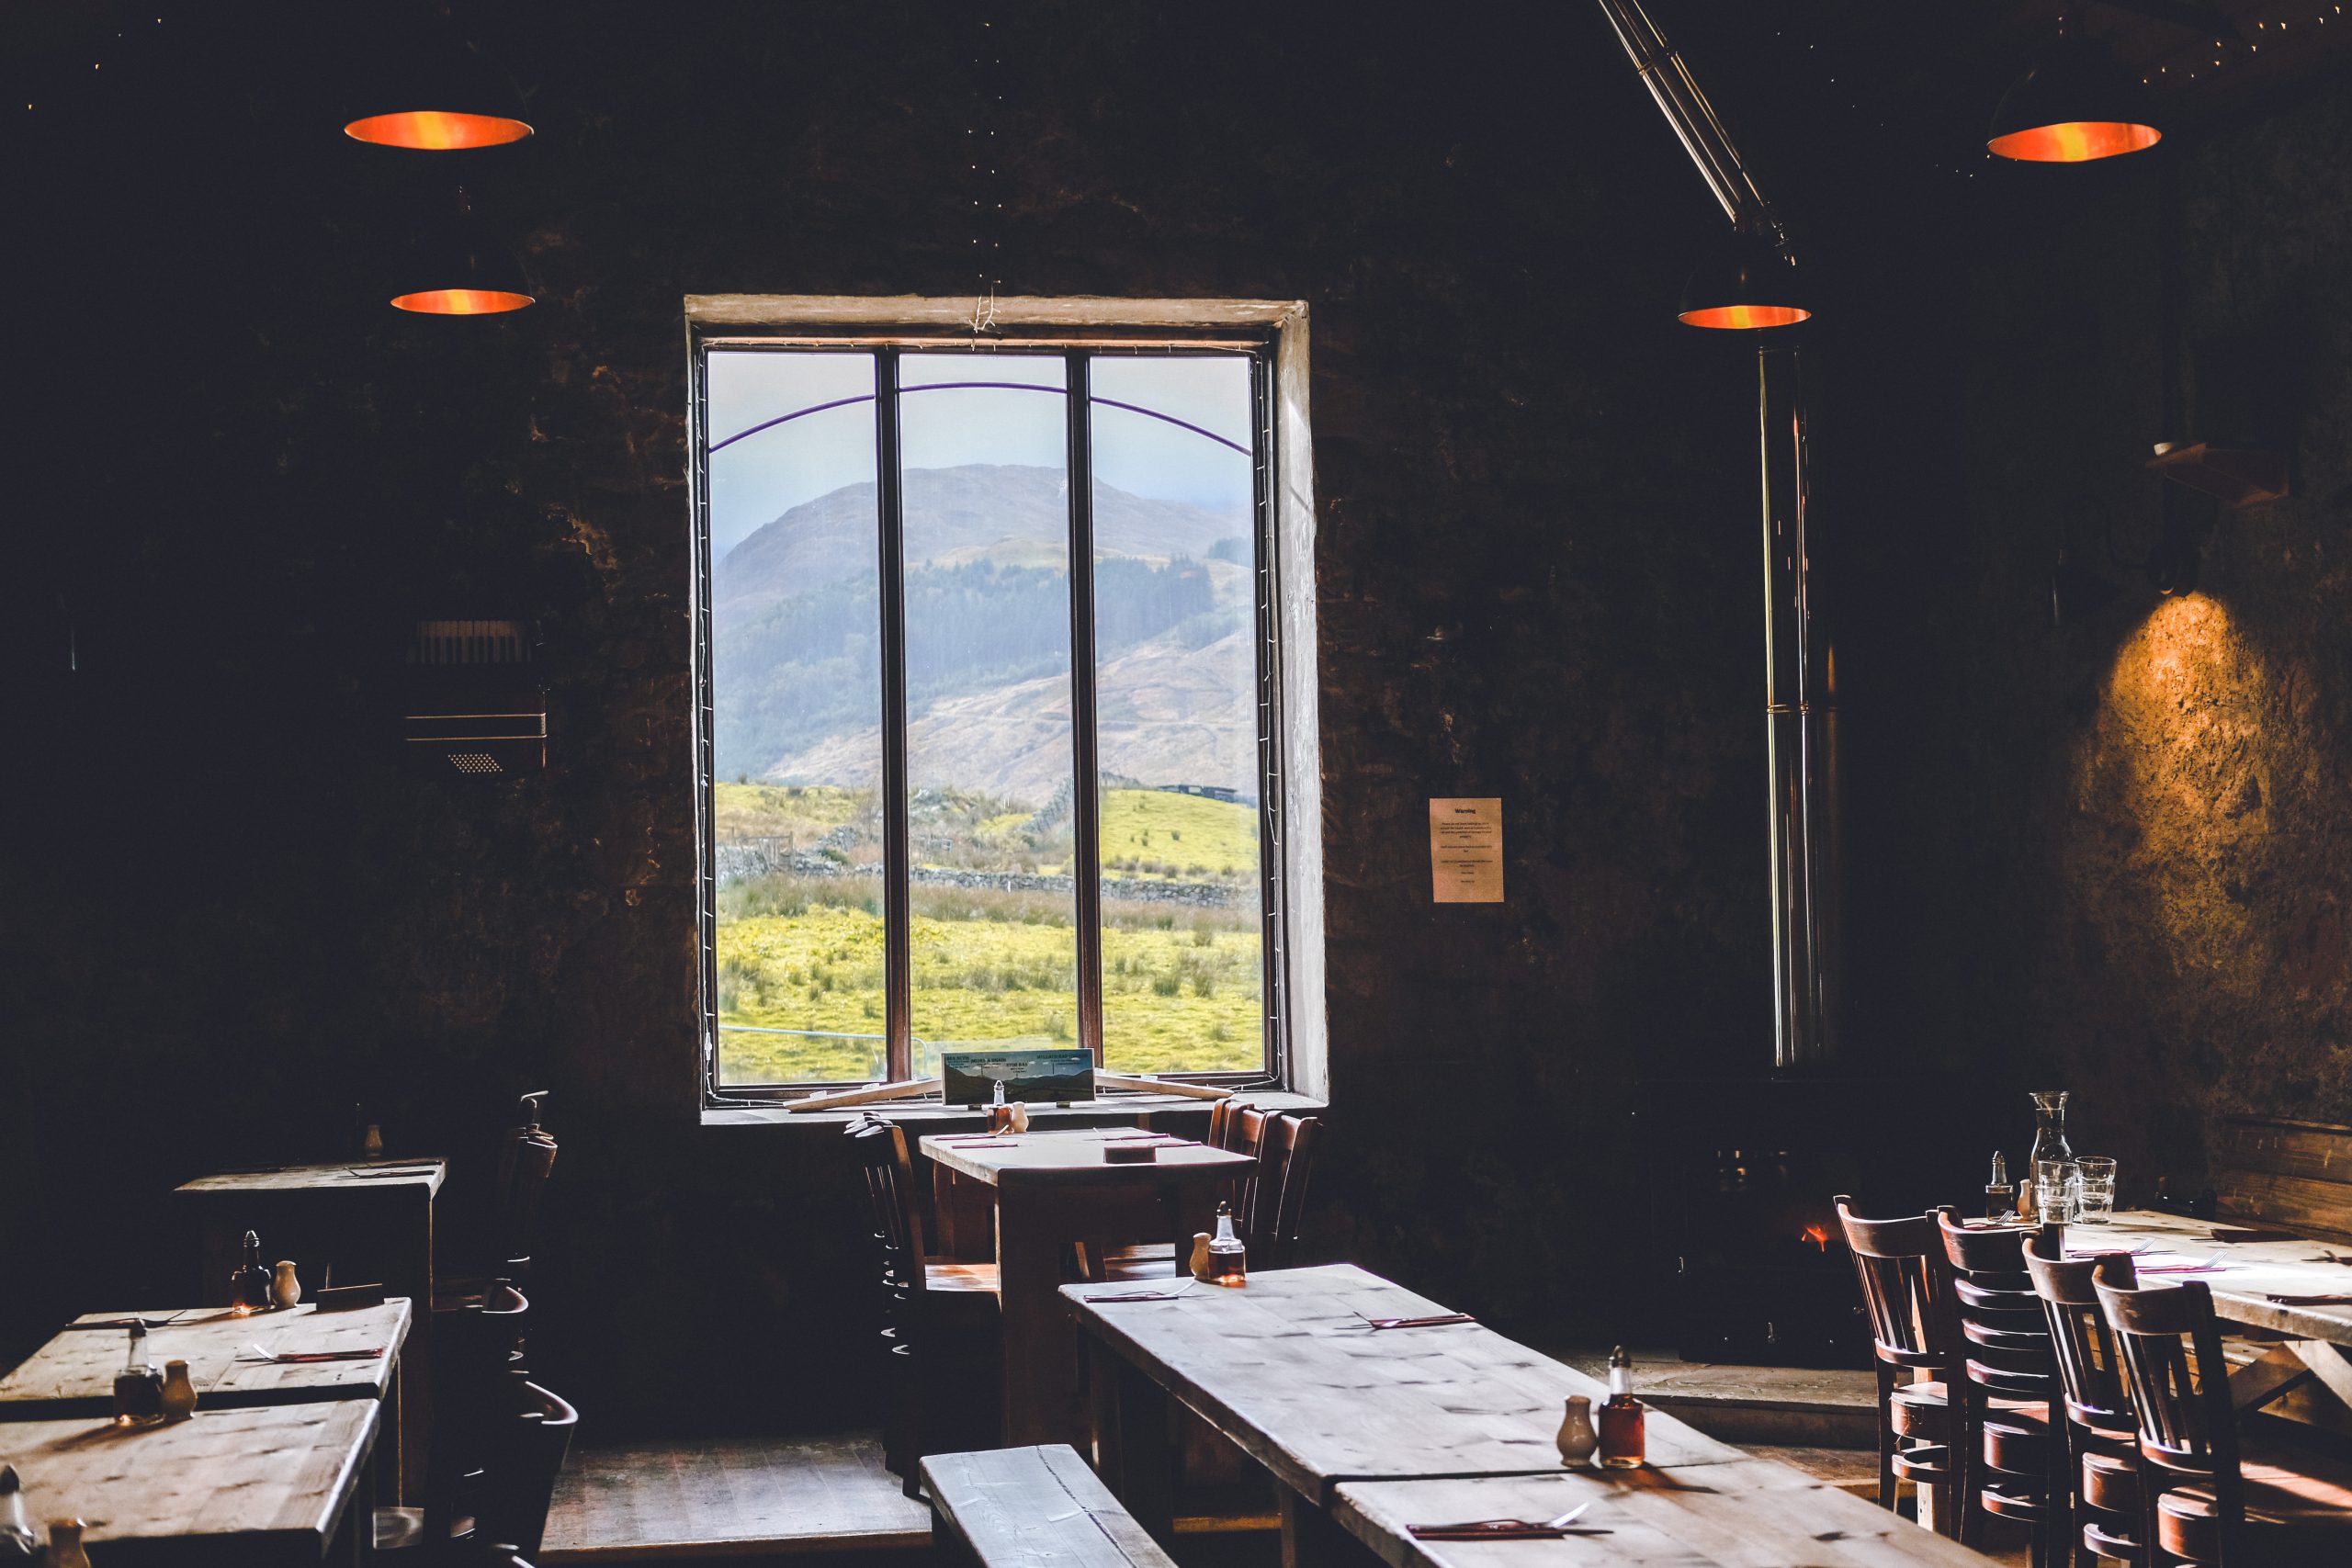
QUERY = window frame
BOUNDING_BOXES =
[687,299,1323,1107]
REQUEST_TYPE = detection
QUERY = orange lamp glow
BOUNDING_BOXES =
[1678,303,1811,331]
[391,288,534,315]
[1988,38,2159,165]
[1988,119,2159,164]
[345,110,533,151]
[1678,230,1809,333]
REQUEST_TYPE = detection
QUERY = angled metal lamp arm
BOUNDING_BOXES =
[1593,0,1838,1071]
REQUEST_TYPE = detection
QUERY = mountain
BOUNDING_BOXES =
[714,464,1249,626]
[764,626,1259,800]
[711,465,1259,795]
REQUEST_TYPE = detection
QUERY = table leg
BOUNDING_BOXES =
[1280,1488,1372,1568]
[2290,1339,2352,1407]
[1087,1336,1177,1541]
[995,1190,1076,1446]
[2230,1343,2314,1411]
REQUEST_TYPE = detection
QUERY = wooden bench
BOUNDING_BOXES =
[922,1445,1177,1568]
[2214,1115,2352,1244]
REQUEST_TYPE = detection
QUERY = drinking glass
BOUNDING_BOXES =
[2036,1158,2080,1225]
[2075,1156,2117,1224]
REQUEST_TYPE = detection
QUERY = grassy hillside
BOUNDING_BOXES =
[1098,790,1256,881]
[715,874,1262,1083]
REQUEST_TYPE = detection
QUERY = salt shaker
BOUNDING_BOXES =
[1555,1395,1599,1466]
[271,1261,303,1310]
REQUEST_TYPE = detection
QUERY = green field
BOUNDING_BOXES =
[713,785,1264,1084]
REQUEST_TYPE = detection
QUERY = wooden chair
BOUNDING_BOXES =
[1090,1111,1323,1280]
[1246,1112,1322,1268]
[379,1282,535,1555]
[1939,1213,2063,1564]
[1837,1195,1962,1536]
[2024,1233,2143,1565]
[2096,1272,2352,1565]
[437,1093,559,1311]
[846,1115,1000,1495]
[473,1381,578,1562]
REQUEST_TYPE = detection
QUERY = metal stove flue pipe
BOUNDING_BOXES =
[1593,0,1839,1072]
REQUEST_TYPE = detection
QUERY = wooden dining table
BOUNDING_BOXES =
[175,1158,444,1497]
[0,1400,380,1567]
[0,1301,411,1421]
[1058,1263,1964,1568]
[919,1126,1254,1446]
[2075,1208,2352,1411]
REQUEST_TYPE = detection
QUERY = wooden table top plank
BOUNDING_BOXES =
[175,1159,446,1196]
[1064,1265,1746,1505]
[0,1302,411,1419]
[921,1128,1252,1188]
[1335,1466,1998,1568]
[0,1401,379,1561]
[2080,1210,2352,1345]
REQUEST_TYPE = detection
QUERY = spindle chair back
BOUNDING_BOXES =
[1248,1113,1322,1266]
[2097,1274,2241,1561]
[1837,1195,1962,1536]
[2025,1234,2141,1563]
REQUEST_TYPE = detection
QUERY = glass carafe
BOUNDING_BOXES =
[2026,1090,2074,1221]
[2030,1090,2073,1168]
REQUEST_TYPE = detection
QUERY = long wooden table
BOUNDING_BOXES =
[922,1127,1253,1446]
[1064,1264,1925,1568]
[1334,1463,1996,1568]
[0,1401,379,1566]
[2080,1208,2352,1411]
[0,1301,411,1420]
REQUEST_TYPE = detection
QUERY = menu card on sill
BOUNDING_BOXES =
[1430,797,1504,904]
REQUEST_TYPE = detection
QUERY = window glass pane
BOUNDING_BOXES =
[897,354,1079,1071]
[707,350,888,1085]
[1087,355,1264,1073]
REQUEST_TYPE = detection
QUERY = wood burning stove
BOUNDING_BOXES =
[1638,1076,1973,1368]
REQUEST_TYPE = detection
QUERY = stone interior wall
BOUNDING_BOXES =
[3,1,2347,1428]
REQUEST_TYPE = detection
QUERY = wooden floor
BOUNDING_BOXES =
[542,1433,931,1562]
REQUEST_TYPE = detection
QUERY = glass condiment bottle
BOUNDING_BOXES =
[46,1521,92,1568]
[1205,1201,1248,1286]
[1597,1345,1645,1469]
[0,1466,36,1558]
[231,1230,271,1314]
[111,1325,164,1427]
[1985,1152,2014,1221]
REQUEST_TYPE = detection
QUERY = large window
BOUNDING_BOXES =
[694,315,1306,1097]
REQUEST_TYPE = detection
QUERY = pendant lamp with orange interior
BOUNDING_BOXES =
[1678,228,1810,332]
[345,23,532,152]
[1987,25,2160,164]
[390,186,533,315]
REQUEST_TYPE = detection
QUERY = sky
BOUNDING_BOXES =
[705,348,1255,558]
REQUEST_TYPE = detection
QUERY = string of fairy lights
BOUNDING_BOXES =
[1758,2,2352,186]
[19,14,168,117]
